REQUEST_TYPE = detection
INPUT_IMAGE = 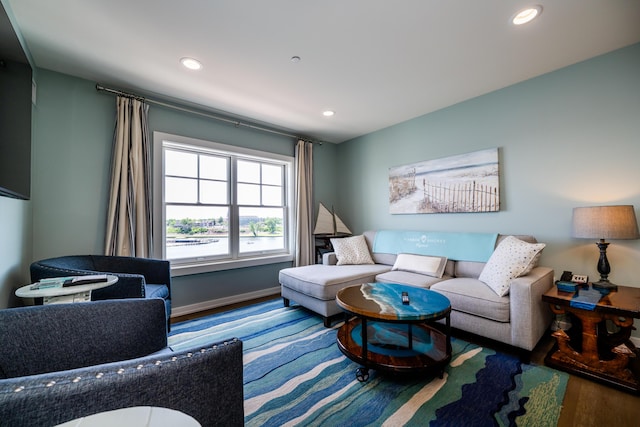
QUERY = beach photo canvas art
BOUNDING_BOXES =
[389,148,500,214]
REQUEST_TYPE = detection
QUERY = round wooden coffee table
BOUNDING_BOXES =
[336,282,451,381]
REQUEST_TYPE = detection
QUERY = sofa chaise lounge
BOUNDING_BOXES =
[279,230,554,352]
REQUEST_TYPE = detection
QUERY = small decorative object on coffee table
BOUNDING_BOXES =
[542,283,640,394]
[336,283,451,382]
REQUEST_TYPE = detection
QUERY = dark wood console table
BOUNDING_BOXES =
[542,283,640,394]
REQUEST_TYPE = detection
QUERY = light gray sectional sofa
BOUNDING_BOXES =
[279,230,554,352]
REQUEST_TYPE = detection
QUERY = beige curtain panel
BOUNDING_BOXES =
[105,96,152,257]
[295,140,314,266]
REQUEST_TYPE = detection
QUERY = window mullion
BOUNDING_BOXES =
[229,156,239,258]
[196,154,201,203]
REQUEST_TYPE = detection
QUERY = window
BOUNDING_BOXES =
[153,132,294,275]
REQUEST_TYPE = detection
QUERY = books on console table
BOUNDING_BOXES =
[30,274,109,290]
[555,281,580,292]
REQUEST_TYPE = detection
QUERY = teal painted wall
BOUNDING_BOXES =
[28,69,336,311]
[336,44,640,337]
[310,141,342,220]
[31,72,113,259]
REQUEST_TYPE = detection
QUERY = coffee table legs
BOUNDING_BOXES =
[357,318,370,382]
[361,318,368,361]
[354,323,424,381]
[355,367,370,382]
[337,317,451,382]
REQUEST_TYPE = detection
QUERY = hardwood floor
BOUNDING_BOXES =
[558,375,639,426]
[170,295,279,324]
[172,297,640,425]
[528,333,640,426]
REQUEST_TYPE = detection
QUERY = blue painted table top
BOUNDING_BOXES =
[336,282,451,321]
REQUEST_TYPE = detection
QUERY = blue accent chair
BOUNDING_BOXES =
[30,255,172,329]
[0,299,244,427]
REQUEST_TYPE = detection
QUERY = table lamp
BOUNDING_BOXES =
[572,205,639,290]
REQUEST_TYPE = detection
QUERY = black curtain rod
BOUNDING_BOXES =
[95,83,323,145]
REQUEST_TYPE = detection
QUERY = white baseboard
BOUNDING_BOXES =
[170,286,281,318]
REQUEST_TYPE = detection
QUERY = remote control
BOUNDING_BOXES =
[402,291,409,305]
[62,275,109,287]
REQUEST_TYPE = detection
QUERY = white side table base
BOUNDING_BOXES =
[56,406,201,427]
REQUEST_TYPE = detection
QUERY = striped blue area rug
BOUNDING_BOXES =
[169,299,567,426]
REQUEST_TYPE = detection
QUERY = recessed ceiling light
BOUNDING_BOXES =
[180,57,202,70]
[511,5,542,25]
[290,56,301,63]
[322,110,335,117]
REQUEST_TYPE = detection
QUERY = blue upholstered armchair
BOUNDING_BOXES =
[30,255,172,327]
[0,299,244,427]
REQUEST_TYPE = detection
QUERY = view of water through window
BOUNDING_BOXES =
[166,207,285,261]
[166,235,284,259]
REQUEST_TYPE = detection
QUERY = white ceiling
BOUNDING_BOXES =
[5,0,640,143]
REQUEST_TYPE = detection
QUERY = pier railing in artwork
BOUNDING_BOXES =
[419,181,499,213]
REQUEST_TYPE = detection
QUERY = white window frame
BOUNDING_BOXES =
[153,132,295,276]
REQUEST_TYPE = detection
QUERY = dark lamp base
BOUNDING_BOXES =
[592,281,618,291]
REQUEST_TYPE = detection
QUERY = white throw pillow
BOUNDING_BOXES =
[478,236,546,297]
[391,253,448,278]
[331,235,374,265]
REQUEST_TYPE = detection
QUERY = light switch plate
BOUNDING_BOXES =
[571,274,588,284]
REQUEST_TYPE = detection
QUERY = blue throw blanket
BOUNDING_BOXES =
[372,230,498,262]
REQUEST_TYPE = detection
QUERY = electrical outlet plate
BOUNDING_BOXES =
[571,274,588,284]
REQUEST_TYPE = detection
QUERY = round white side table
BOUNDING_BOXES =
[55,406,201,427]
[15,275,118,304]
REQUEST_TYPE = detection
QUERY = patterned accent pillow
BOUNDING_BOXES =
[330,235,374,265]
[391,253,448,278]
[478,236,545,297]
